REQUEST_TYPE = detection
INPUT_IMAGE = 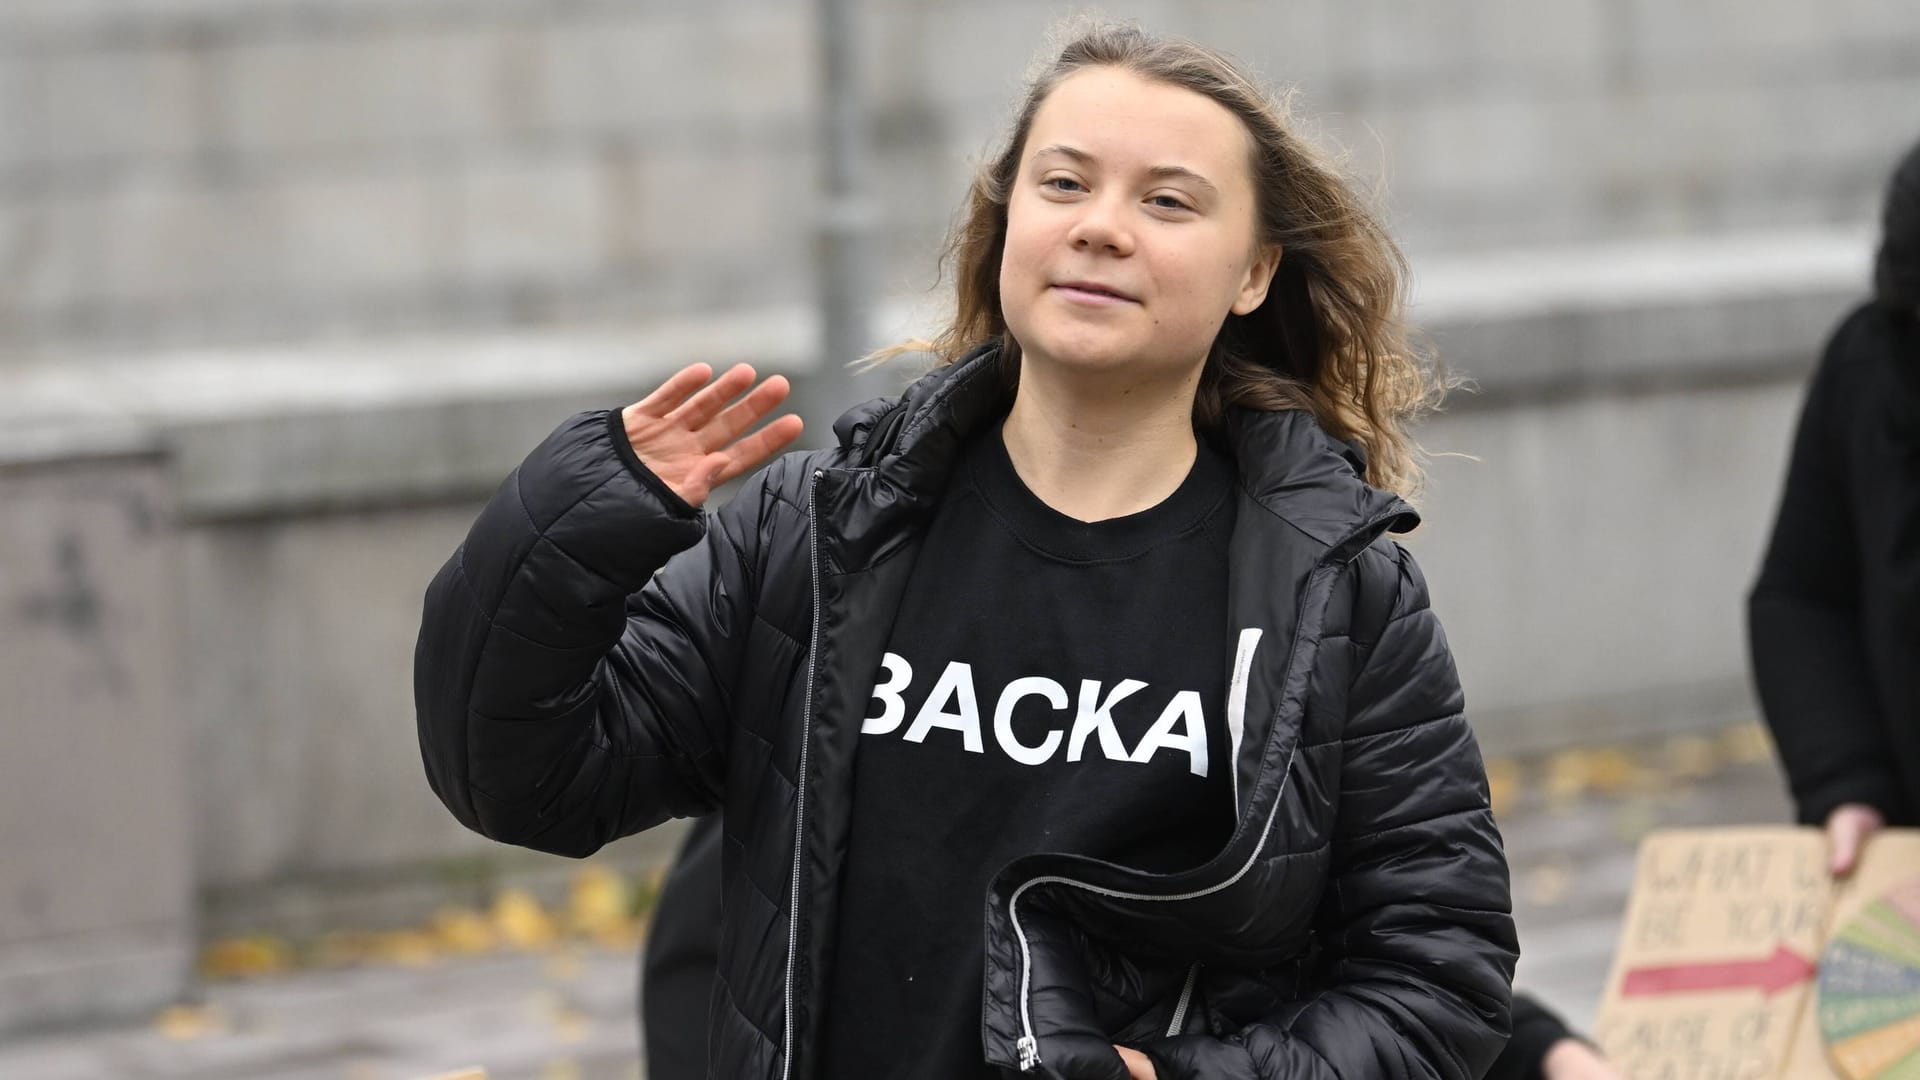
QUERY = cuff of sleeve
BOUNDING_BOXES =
[1136,1033,1256,1080]
[1492,1001,1573,1080]
[1797,773,1903,828]
[604,407,701,520]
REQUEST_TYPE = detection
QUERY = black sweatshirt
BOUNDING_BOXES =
[1749,303,1920,827]
[818,423,1237,1079]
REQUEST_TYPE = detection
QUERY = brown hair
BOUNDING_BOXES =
[879,19,1448,500]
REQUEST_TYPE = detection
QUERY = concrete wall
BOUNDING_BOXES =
[4,0,1917,358]
[0,315,824,1035]
[0,453,195,1033]
[1415,382,1802,754]
[1404,226,1872,750]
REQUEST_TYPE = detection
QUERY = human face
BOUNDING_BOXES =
[999,66,1280,389]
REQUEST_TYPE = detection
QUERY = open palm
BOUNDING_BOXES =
[621,362,806,508]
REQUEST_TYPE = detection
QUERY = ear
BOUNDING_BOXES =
[1230,242,1283,316]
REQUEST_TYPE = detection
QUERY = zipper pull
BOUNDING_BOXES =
[1016,1035,1041,1071]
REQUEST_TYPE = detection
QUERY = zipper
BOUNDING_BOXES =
[781,468,826,1080]
[1008,741,1300,1071]
[1166,963,1201,1037]
[1005,504,1409,1070]
[1225,628,1263,813]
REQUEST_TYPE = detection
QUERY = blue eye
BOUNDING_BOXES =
[1150,195,1191,211]
[1044,177,1085,193]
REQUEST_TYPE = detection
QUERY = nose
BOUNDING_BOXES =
[1065,192,1134,257]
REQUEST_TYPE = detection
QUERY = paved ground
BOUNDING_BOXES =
[0,728,1797,1079]
[1498,732,1794,1033]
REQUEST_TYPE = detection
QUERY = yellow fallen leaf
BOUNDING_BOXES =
[1543,746,1644,800]
[1483,757,1520,818]
[567,867,633,938]
[494,889,558,950]
[366,929,441,968]
[431,906,498,955]
[311,930,379,968]
[1660,734,1721,781]
[592,920,645,951]
[200,935,292,979]
[540,1060,581,1080]
[1717,721,1776,766]
[152,1004,226,1040]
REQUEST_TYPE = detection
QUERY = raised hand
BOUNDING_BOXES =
[621,362,806,508]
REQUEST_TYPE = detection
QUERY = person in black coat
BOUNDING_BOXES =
[1749,137,1920,876]
[417,22,1517,1079]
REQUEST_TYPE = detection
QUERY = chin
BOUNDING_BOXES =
[1017,335,1211,396]
[1027,346,1140,377]
[1016,327,1142,373]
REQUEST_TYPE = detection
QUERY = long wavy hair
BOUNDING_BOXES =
[879,20,1448,500]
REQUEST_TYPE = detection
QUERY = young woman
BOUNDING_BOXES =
[416,23,1516,1080]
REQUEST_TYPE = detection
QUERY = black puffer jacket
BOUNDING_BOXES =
[1749,303,1920,826]
[415,346,1517,1079]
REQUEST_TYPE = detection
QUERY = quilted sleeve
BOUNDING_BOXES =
[414,408,784,857]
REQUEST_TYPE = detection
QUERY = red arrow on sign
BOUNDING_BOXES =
[1621,945,1816,998]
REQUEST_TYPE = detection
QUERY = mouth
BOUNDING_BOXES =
[1052,281,1138,304]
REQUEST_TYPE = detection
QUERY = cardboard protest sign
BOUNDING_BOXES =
[1593,827,1920,1079]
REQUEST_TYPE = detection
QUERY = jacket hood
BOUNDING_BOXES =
[830,342,1420,544]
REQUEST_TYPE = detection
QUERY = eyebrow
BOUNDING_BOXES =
[1030,143,1220,198]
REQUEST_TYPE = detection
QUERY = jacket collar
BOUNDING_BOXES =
[830,341,1420,544]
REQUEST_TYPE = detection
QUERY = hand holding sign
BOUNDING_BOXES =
[1541,1039,1626,1080]
[1595,827,1920,1079]
[1827,803,1887,877]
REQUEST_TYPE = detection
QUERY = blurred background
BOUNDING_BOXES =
[2,0,1915,1077]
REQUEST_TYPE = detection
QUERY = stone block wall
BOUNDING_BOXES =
[3,0,1917,358]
